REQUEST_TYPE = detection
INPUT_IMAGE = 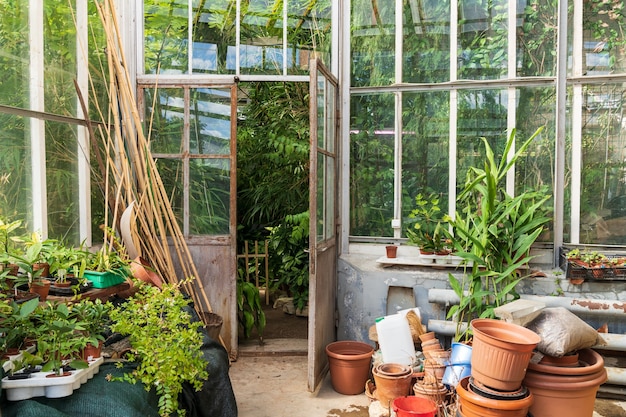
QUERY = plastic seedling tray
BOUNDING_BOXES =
[2,357,104,400]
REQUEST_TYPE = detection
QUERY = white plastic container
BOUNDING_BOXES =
[375,314,415,366]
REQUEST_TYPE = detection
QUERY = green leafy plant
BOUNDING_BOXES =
[108,281,208,417]
[406,193,447,253]
[445,127,551,341]
[32,302,90,375]
[70,298,111,347]
[0,297,38,355]
[267,211,310,311]
[0,217,23,264]
[237,276,267,340]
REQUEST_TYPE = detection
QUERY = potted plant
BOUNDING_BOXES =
[31,302,90,376]
[85,227,131,289]
[445,127,551,342]
[0,217,23,276]
[108,280,208,417]
[48,243,89,287]
[0,297,39,357]
[70,298,110,359]
[10,241,52,301]
[406,192,445,255]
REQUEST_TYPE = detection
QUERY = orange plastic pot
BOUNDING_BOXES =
[470,319,540,391]
[326,341,373,395]
[523,348,607,417]
[456,376,533,417]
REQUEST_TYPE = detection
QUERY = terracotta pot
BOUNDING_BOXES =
[386,245,398,258]
[3,263,19,277]
[423,361,446,381]
[392,396,437,417]
[419,332,436,342]
[538,352,579,367]
[456,376,533,417]
[372,363,414,408]
[130,256,163,288]
[326,341,373,395]
[523,348,607,417]
[376,363,413,377]
[425,350,450,365]
[413,381,449,406]
[33,262,50,278]
[29,279,51,302]
[470,319,540,391]
[81,340,103,361]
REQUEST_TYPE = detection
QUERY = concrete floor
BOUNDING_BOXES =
[230,338,626,417]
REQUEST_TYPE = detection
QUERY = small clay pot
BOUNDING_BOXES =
[385,245,398,259]
[419,332,436,342]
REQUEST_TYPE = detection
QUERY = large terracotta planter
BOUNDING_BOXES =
[470,319,540,391]
[523,348,607,417]
[326,341,373,395]
[456,376,533,417]
[372,363,414,408]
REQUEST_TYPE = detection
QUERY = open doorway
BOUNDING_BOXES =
[236,81,311,346]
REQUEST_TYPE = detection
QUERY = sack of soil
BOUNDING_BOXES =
[525,307,606,357]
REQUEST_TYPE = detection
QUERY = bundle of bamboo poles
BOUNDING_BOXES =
[84,0,217,335]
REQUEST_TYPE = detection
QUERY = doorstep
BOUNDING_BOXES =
[238,338,308,357]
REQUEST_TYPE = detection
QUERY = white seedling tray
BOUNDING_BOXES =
[2,356,104,400]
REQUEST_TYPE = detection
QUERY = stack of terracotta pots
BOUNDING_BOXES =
[420,332,448,383]
[456,319,540,417]
[372,363,415,409]
[523,348,607,417]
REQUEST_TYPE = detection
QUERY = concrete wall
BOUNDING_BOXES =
[337,244,626,345]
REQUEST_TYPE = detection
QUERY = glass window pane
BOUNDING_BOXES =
[0,114,31,224]
[402,91,450,233]
[145,0,189,74]
[155,158,184,226]
[578,83,626,244]
[350,93,395,236]
[190,158,230,235]
[192,0,236,74]
[514,86,556,242]
[46,121,79,242]
[317,153,335,242]
[458,0,508,80]
[0,1,29,108]
[516,0,557,77]
[240,0,283,75]
[45,1,77,116]
[403,0,451,83]
[457,89,508,186]
[286,0,332,74]
[191,88,231,155]
[146,88,185,154]
[351,0,395,87]
[583,0,626,74]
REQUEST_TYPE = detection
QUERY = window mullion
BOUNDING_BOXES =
[77,0,92,246]
[184,88,191,235]
[30,0,47,236]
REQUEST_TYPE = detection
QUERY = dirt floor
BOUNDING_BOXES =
[238,300,308,342]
